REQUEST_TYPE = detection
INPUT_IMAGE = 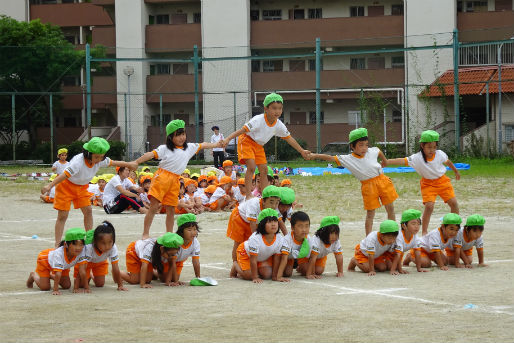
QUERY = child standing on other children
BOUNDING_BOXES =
[306,216,344,279]
[385,130,460,235]
[52,148,70,175]
[133,120,221,239]
[446,214,487,268]
[170,214,201,286]
[309,128,398,235]
[222,93,310,198]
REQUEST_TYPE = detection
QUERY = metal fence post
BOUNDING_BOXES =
[11,94,15,162]
[453,29,460,153]
[85,43,92,140]
[315,37,321,153]
[124,93,128,159]
[159,94,163,142]
[50,93,54,163]
[193,45,200,145]
[486,82,490,157]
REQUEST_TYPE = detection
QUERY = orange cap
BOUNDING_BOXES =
[198,175,208,182]
[280,179,292,186]
[237,178,245,185]
[207,175,217,182]
[140,175,153,183]
[219,176,232,185]
[115,166,121,173]
[222,160,234,167]
[185,178,198,188]
[204,185,217,194]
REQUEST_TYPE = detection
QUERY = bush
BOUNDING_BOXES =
[264,137,308,161]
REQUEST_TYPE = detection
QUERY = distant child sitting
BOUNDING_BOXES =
[219,160,237,184]
[200,185,217,211]
[170,214,201,286]
[52,148,70,175]
[306,216,344,279]
[208,176,235,211]
[40,174,57,203]
[232,178,246,205]
[308,128,398,235]
[446,214,487,268]
[385,130,460,235]
[348,220,399,276]
[103,167,147,215]
[139,176,153,209]
[91,175,107,207]
[222,93,310,198]
[184,179,204,214]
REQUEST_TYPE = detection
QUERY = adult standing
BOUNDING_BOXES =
[211,126,225,168]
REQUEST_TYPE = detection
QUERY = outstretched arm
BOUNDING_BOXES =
[199,142,224,150]
[134,152,156,166]
[222,127,246,147]
[41,173,67,195]
[283,136,311,159]
[444,159,461,180]
[308,153,337,162]
[385,158,407,166]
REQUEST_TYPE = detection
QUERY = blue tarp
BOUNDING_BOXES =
[293,163,470,176]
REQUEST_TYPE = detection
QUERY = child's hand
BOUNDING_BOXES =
[141,284,153,288]
[73,288,84,294]
[367,271,376,276]
[417,268,429,273]
[439,265,449,271]
[52,290,61,295]
[300,150,311,159]
[274,277,290,282]
[455,263,464,268]
[117,285,129,291]
[336,272,344,278]
[220,139,229,148]
[455,170,461,180]
[464,264,473,269]
[41,184,51,195]
[478,263,488,267]
[399,269,409,274]
[252,278,263,284]
[390,270,399,276]
[84,288,92,293]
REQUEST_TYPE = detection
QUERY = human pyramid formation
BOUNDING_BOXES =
[27,93,487,294]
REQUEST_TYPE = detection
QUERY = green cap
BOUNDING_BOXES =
[85,229,95,245]
[419,130,439,143]
[349,128,368,143]
[64,227,86,241]
[279,187,295,205]
[254,166,274,177]
[157,232,184,248]
[177,213,197,228]
[262,185,281,198]
[465,214,485,226]
[190,277,218,286]
[83,137,110,155]
[320,216,340,229]
[263,93,283,107]
[442,213,462,225]
[379,220,399,233]
[258,208,279,223]
[297,238,310,259]
[401,209,422,223]
[166,119,185,136]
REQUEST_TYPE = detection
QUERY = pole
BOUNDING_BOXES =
[127,74,132,159]
[383,107,387,151]
[85,43,92,140]
[359,88,364,129]
[233,92,238,161]
[159,94,163,142]
[315,37,321,153]
[50,93,54,163]
[11,94,15,162]
[453,29,460,153]
[193,45,200,145]
[124,93,128,158]
[486,82,490,157]
[498,44,503,154]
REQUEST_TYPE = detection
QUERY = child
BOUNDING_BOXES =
[92,175,107,207]
[41,137,136,246]
[52,148,70,175]
[139,176,152,209]
[385,130,460,235]
[121,232,183,288]
[446,214,487,268]
[219,160,237,184]
[308,127,398,235]
[390,209,427,275]
[276,211,312,280]
[226,185,282,277]
[347,220,399,276]
[232,178,246,205]
[251,166,274,197]
[280,178,303,208]
[170,214,201,285]
[200,185,217,210]
[103,166,147,214]
[222,93,310,198]
[306,216,344,279]
[74,221,127,292]
[208,176,235,211]
[128,170,138,184]
[404,213,461,271]
[133,120,221,238]
[182,168,191,179]
[26,228,86,295]
[277,187,295,223]
[234,208,288,283]
[207,174,218,186]
[40,174,57,203]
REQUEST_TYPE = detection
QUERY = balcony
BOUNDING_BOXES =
[91,0,115,5]
[92,26,116,54]
[251,16,404,49]
[146,74,202,103]
[91,76,117,106]
[145,0,200,3]
[30,3,113,27]
[458,11,514,42]
[146,24,201,52]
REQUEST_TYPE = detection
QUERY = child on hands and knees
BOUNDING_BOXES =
[445,214,487,268]
[170,214,202,286]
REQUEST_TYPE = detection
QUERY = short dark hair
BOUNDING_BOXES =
[176,221,200,237]
[117,166,127,175]
[315,224,339,245]
[350,136,368,150]
[381,231,399,238]
[256,216,279,235]
[151,242,176,274]
[465,225,484,232]
[82,149,106,162]
[59,239,85,247]
[291,211,310,227]
[166,128,188,151]
[142,178,151,185]
[93,221,116,245]
[211,126,219,131]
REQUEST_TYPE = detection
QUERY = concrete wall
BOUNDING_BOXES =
[0,0,29,21]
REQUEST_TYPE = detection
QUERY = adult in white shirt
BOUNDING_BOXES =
[103,167,147,214]
[210,126,225,169]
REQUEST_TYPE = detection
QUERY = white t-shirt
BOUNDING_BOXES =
[358,231,394,257]
[394,230,421,254]
[283,232,311,259]
[209,187,226,204]
[232,186,245,204]
[211,133,224,152]
[243,114,291,145]
[80,243,120,264]
[418,228,452,253]
[175,237,200,262]
[243,232,288,262]
[52,160,70,175]
[237,197,263,223]
[194,188,205,198]
[405,150,449,180]
[152,143,201,175]
[103,175,135,207]
[140,192,150,204]
[49,186,56,199]
[64,154,112,185]
[200,193,210,205]
[335,147,382,181]
[447,228,484,252]
[310,235,343,259]
[218,170,237,181]
[48,246,86,272]
[134,238,156,263]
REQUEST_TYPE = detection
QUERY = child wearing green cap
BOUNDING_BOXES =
[132,119,222,239]
[445,214,487,268]
[308,127,398,236]
[277,187,295,223]
[404,213,461,271]
[170,214,202,285]
[121,232,183,288]
[348,220,399,276]
[222,93,311,200]
[385,130,460,235]
[52,147,69,176]
[234,208,289,283]
[27,228,87,295]
[306,216,344,279]
[41,137,137,247]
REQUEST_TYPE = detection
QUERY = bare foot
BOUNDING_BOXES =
[229,266,238,278]
[26,272,35,288]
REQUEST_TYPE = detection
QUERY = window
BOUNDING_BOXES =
[391,4,404,15]
[350,58,366,70]
[308,8,322,19]
[505,125,514,142]
[466,1,488,12]
[392,110,402,123]
[251,60,260,72]
[63,117,78,127]
[308,59,323,71]
[367,57,385,69]
[309,111,324,124]
[263,60,283,72]
[350,6,364,17]
[151,114,172,127]
[348,111,364,125]
[262,9,282,20]
[391,56,405,68]
[156,64,170,75]
[173,64,188,75]
[64,36,76,44]
[250,10,259,20]
[193,13,201,23]
[149,15,155,25]
[457,1,463,12]
[291,9,305,19]
[289,60,306,72]
[62,76,79,86]
[156,14,170,24]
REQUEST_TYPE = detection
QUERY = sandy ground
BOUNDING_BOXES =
[0,173,513,343]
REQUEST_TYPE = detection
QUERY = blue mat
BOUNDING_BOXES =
[293,163,470,176]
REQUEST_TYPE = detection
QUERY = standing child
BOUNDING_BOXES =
[403,213,461,271]
[41,137,136,246]
[121,232,183,288]
[26,228,86,295]
[446,214,487,268]
[222,93,310,198]
[308,128,398,235]
[385,130,460,235]
[52,148,70,175]
[306,216,344,279]
[133,120,221,238]
[234,209,288,283]
[170,214,201,286]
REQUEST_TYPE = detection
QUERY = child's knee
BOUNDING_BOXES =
[259,267,272,279]
[375,263,387,272]
[315,266,324,275]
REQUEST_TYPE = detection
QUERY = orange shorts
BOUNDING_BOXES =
[360,174,398,210]
[148,168,180,207]
[175,206,188,214]
[226,208,252,243]
[286,257,309,267]
[410,248,443,261]
[43,196,54,203]
[236,243,274,271]
[353,244,394,264]
[35,248,71,278]
[125,241,149,274]
[73,260,110,278]
[420,175,455,203]
[445,248,473,257]
[313,255,328,268]
[54,178,92,211]
[237,134,267,165]
[209,200,220,211]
